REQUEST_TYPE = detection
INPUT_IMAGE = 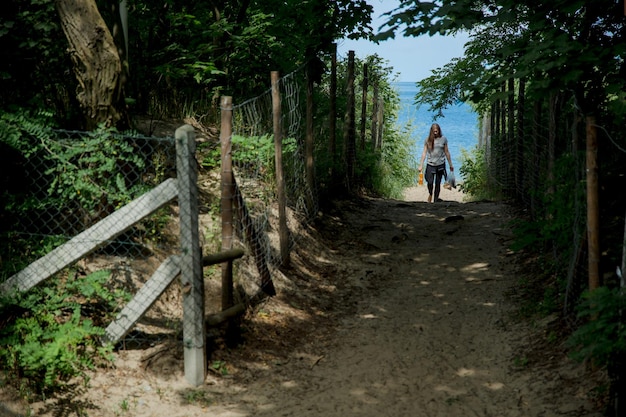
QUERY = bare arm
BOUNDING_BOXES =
[444,143,454,171]
[418,143,427,171]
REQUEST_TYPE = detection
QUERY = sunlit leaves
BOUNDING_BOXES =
[379,0,626,120]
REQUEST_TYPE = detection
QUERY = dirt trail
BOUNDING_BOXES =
[3,186,604,417]
[198,187,601,417]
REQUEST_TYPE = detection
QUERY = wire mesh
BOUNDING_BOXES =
[481,93,590,314]
[1,128,181,348]
[228,66,318,296]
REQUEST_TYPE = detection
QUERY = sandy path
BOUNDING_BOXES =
[3,185,603,416]
[228,187,523,416]
[193,185,601,416]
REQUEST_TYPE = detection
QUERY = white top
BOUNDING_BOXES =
[425,136,448,166]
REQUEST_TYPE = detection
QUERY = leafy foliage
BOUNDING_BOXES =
[111,0,375,119]
[3,0,376,124]
[1,109,147,227]
[458,146,492,200]
[0,270,128,396]
[371,123,418,199]
[43,126,148,220]
[0,0,68,114]
[313,52,417,199]
[568,286,626,368]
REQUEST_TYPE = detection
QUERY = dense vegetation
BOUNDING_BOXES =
[0,0,417,402]
[1,0,625,414]
[381,1,626,413]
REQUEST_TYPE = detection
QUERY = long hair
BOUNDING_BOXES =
[427,123,442,150]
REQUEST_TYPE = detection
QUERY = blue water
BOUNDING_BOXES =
[394,81,479,179]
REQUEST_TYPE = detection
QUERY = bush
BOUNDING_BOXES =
[568,286,626,368]
[459,145,491,199]
[0,270,129,397]
[1,110,149,229]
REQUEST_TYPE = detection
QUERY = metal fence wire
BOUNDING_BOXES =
[1,66,321,361]
[230,67,318,290]
[1,128,182,348]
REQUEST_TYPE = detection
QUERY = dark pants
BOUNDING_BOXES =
[426,163,446,200]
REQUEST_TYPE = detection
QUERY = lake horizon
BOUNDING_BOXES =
[393,81,479,180]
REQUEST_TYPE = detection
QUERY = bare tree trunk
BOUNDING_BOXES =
[56,0,126,129]
[329,43,337,177]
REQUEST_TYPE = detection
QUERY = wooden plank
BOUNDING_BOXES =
[1,178,178,294]
[271,71,290,267]
[205,303,246,327]
[233,174,276,296]
[202,248,244,267]
[220,96,235,310]
[103,255,180,344]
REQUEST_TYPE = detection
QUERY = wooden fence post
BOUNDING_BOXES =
[344,50,356,188]
[377,97,384,148]
[220,96,235,310]
[586,116,600,291]
[271,71,290,267]
[305,62,315,211]
[360,63,368,151]
[330,43,337,167]
[372,82,379,149]
[176,124,205,387]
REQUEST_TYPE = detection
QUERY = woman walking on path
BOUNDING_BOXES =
[418,123,454,203]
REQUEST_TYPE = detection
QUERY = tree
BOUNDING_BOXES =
[55,0,127,129]
[3,0,375,124]
[379,0,626,292]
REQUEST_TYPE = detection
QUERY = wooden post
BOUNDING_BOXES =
[507,77,515,194]
[621,206,626,287]
[586,115,600,291]
[372,82,379,149]
[220,96,235,310]
[344,51,356,188]
[377,97,384,148]
[516,77,525,201]
[305,62,315,211]
[548,92,557,196]
[271,71,290,267]
[330,43,337,163]
[359,63,368,151]
[176,124,205,387]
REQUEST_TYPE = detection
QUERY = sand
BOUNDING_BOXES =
[1,184,605,417]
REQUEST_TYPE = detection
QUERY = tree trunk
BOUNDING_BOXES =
[55,0,126,129]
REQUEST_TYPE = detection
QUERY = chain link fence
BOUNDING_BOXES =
[1,127,183,348]
[2,65,322,385]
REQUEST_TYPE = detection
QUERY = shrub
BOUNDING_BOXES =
[459,145,491,199]
[568,286,626,368]
[0,270,129,397]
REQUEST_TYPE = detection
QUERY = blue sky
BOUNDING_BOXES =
[336,0,469,83]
